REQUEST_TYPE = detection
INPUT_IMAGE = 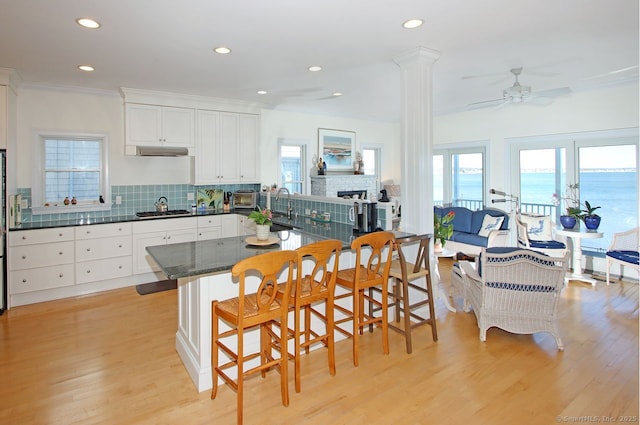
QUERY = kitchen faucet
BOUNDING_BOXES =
[275,187,293,219]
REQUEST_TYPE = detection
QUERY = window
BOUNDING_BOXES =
[279,143,305,194]
[434,146,486,210]
[511,130,638,251]
[32,132,110,214]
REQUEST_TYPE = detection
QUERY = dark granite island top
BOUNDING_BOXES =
[146,230,340,280]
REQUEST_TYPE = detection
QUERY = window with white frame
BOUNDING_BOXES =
[279,142,306,194]
[433,146,486,210]
[32,132,110,214]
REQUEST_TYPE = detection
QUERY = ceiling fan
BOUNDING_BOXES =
[467,67,571,110]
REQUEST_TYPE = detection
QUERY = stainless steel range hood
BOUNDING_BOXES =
[136,146,189,157]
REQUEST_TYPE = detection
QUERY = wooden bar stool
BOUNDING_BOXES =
[277,239,342,392]
[333,231,395,366]
[385,234,438,353]
[211,250,298,425]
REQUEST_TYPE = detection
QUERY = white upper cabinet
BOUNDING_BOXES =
[125,103,195,154]
[195,110,258,184]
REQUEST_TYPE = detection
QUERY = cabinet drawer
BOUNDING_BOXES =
[9,241,74,270]
[10,264,75,293]
[76,256,133,284]
[197,215,222,227]
[9,228,74,246]
[75,223,132,240]
[75,236,132,261]
[133,217,197,233]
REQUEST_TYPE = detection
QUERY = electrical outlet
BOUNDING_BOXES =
[21,199,28,209]
[305,208,311,216]
[187,192,195,201]
[115,195,122,205]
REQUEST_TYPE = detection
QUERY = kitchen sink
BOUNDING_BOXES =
[270,222,295,232]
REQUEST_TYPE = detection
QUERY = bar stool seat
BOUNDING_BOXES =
[386,234,438,353]
[211,250,298,425]
[276,239,342,393]
[333,231,395,366]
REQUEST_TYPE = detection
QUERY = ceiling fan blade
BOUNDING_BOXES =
[467,98,508,110]
[525,96,555,106]
[534,86,571,97]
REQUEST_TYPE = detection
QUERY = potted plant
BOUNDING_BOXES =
[248,206,272,240]
[552,183,582,229]
[581,201,601,230]
[434,210,455,251]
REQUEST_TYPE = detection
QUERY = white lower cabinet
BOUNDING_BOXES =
[75,223,133,284]
[11,264,75,294]
[197,215,222,240]
[133,217,198,274]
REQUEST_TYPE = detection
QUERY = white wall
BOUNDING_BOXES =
[433,84,639,196]
[15,86,192,188]
[260,109,401,193]
[14,86,401,192]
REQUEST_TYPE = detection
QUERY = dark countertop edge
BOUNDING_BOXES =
[8,209,248,231]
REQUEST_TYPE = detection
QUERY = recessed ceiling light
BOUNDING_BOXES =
[214,46,231,54]
[332,92,343,97]
[402,19,423,29]
[257,90,267,95]
[78,65,95,72]
[76,18,101,29]
[308,65,322,72]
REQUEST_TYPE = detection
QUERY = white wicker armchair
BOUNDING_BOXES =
[605,227,639,285]
[458,248,570,350]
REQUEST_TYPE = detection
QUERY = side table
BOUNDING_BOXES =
[554,227,604,285]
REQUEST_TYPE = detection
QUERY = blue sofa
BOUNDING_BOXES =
[434,206,510,255]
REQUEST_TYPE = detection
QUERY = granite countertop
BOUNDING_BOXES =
[146,230,338,280]
[146,218,413,279]
[9,208,245,231]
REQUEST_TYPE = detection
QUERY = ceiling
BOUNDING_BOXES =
[0,0,638,122]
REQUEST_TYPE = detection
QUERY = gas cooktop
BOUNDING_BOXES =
[136,210,192,219]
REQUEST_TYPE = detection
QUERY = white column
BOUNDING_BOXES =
[393,47,441,235]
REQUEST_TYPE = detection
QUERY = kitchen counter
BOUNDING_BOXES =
[9,208,243,231]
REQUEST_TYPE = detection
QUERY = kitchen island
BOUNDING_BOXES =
[147,223,416,392]
[146,225,357,392]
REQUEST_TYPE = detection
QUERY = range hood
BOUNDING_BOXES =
[136,146,189,157]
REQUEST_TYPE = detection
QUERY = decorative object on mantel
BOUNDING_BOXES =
[248,206,273,240]
[318,128,355,172]
[434,210,455,251]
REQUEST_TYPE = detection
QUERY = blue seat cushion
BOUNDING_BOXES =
[529,240,566,250]
[450,231,488,247]
[606,250,639,265]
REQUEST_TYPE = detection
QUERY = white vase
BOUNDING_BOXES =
[255,224,271,240]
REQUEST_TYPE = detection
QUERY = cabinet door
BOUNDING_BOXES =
[221,214,238,237]
[162,106,194,147]
[75,235,132,262]
[198,228,222,240]
[133,232,166,274]
[238,113,259,182]
[219,112,240,182]
[11,264,75,293]
[195,110,219,184]
[125,103,162,146]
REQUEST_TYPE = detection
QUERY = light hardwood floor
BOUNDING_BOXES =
[1,258,638,425]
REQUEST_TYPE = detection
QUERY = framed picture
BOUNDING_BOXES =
[318,128,356,172]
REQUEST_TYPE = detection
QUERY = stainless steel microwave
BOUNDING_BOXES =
[233,190,257,209]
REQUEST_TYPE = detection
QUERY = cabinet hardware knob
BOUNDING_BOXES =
[22,279,27,283]
[59,274,63,278]
[86,231,91,234]
[118,244,122,248]
[59,233,63,237]
[87,248,91,252]
[118,265,122,269]
[22,255,26,259]
[59,252,63,255]
[22,236,26,240]
[87,270,91,273]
